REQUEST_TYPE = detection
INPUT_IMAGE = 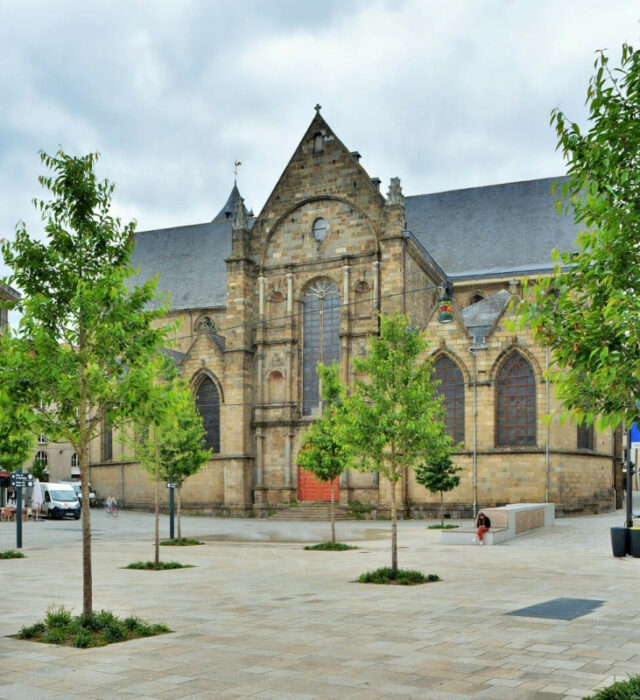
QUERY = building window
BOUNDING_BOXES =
[195,375,220,453]
[303,280,340,416]
[102,417,113,462]
[577,421,594,450]
[496,352,536,447]
[434,356,465,444]
[71,453,79,469]
[34,451,48,467]
[38,434,47,445]
[312,218,329,242]
[313,132,324,154]
[196,316,215,334]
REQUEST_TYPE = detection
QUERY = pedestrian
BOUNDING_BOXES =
[473,512,491,545]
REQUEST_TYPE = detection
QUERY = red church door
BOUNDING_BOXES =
[298,467,340,502]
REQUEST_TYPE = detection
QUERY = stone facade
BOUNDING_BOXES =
[86,111,621,517]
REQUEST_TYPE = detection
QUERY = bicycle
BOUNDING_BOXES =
[105,497,119,518]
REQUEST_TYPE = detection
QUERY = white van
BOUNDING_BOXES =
[41,482,81,520]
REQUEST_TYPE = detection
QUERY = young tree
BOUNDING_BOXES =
[343,312,451,571]
[0,150,168,615]
[415,453,461,526]
[297,363,350,545]
[161,385,211,543]
[519,44,640,432]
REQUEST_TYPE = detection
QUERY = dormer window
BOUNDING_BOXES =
[312,217,328,242]
[313,133,324,154]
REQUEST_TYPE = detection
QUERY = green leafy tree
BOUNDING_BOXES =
[415,453,461,526]
[161,385,211,543]
[343,312,451,571]
[519,43,640,430]
[0,150,168,616]
[0,384,35,473]
[297,363,350,545]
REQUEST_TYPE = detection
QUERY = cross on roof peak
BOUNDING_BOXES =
[314,103,322,114]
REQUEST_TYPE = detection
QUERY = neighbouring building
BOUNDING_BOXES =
[87,109,622,517]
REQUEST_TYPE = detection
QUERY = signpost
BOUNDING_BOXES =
[10,468,34,549]
[166,482,176,540]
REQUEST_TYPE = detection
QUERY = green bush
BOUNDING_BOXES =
[73,629,94,648]
[304,542,358,551]
[125,561,192,570]
[14,607,170,647]
[159,538,204,546]
[45,606,73,628]
[357,567,440,585]
[427,524,459,529]
[0,550,25,559]
[584,675,640,699]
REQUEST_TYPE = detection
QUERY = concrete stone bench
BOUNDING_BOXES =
[441,503,555,546]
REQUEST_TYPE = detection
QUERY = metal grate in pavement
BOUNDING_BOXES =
[506,597,605,621]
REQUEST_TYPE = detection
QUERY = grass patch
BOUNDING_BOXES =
[159,538,204,546]
[0,550,25,559]
[304,542,358,551]
[17,606,170,648]
[357,567,440,585]
[125,561,193,570]
[427,524,459,530]
[584,675,640,699]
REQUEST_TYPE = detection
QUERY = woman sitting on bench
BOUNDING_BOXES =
[474,512,491,545]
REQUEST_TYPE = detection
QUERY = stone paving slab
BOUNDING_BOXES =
[2,510,640,698]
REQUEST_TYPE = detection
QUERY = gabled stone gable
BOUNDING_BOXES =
[249,113,388,262]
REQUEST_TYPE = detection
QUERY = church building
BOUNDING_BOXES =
[88,110,621,517]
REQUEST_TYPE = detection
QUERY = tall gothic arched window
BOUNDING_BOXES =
[434,356,464,444]
[496,352,536,447]
[303,279,340,416]
[195,375,220,453]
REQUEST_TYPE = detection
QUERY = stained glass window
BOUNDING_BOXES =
[103,417,113,461]
[303,280,340,415]
[434,356,464,444]
[196,375,220,453]
[496,353,536,447]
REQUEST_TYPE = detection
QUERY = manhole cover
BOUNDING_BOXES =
[506,597,604,620]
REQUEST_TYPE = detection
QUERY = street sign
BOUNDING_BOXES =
[10,473,33,488]
[166,482,177,488]
[631,423,640,450]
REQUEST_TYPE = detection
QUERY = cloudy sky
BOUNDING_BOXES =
[1,0,639,244]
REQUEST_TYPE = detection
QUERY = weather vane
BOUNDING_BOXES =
[234,160,242,183]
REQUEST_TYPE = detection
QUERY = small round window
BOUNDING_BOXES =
[312,217,328,242]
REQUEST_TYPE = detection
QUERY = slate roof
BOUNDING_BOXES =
[405,177,579,279]
[213,183,251,222]
[130,185,254,311]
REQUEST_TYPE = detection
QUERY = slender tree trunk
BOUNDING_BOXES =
[154,432,160,565]
[330,478,336,545]
[390,442,398,572]
[78,364,92,617]
[440,490,444,527]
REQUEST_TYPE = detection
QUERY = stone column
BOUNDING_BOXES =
[256,430,264,487]
[256,351,264,408]
[342,264,350,306]
[286,272,295,406]
[372,261,380,314]
[258,275,266,319]
[286,273,294,315]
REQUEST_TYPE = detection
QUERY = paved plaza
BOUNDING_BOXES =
[1,509,639,699]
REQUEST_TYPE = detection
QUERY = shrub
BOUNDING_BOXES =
[304,542,357,551]
[45,606,73,628]
[125,561,192,570]
[427,524,459,529]
[584,676,640,699]
[0,550,25,559]
[159,538,204,546]
[14,609,170,647]
[357,567,440,585]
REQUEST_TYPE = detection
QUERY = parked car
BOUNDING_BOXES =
[40,482,80,519]
[64,480,96,507]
